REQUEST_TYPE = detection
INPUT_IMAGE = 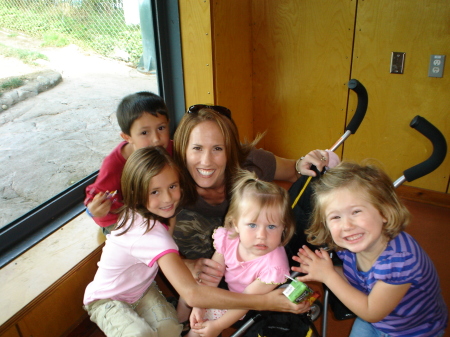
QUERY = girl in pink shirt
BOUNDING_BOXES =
[185,170,296,337]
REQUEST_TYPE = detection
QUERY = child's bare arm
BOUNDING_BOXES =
[295,245,411,322]
[206,252,225,287]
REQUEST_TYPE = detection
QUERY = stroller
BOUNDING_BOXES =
[231,80,447,337]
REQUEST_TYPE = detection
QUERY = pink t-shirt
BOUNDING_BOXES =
[83,213,178,305]
[213,227,289,293]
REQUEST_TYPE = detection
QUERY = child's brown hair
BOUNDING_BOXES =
[306,161,411,250]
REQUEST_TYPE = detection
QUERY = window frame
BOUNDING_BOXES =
[0,0,185,268]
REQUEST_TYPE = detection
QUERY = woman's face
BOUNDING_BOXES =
[185,121,227,190]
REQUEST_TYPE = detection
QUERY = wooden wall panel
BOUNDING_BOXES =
[251,1,356,160]
[0,326,19,337]
[16,248,102,337]
[179,0,215,107]
[179,0,449,192]
[346,0,450,192]
[212,0,254,141]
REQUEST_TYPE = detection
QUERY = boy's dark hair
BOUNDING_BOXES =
[116,91,169,135]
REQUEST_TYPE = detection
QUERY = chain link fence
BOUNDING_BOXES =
[0,0,144,65]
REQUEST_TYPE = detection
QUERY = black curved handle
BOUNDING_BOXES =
[346,79,368,134]
[403,115,447,182]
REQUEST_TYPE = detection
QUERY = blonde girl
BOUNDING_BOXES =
[186,170,296,337]
[292,162,447,337]
[83,147,306,337]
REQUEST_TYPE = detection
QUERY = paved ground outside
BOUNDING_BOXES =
[0,29,158,228]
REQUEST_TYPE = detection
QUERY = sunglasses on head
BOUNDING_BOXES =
[186,104,232,119]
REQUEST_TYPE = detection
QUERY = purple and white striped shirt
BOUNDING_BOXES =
[337,231,448,336]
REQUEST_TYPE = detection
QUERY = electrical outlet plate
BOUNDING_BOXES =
[428,55,445,78]
[390,52,406,74]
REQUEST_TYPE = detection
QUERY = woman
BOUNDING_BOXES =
[173,104,336,286]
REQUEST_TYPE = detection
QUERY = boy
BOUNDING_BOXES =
[84,91,172,233]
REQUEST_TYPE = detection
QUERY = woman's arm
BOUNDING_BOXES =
[158,252,309,313]
[294,246,411,322]
[190,280,279,337]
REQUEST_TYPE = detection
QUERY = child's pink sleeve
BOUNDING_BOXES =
[212,227,228,255]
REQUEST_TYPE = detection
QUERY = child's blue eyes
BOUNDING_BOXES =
[247,223,277,229]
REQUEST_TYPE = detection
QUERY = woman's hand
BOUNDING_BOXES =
[185,258,225,287]
[292,246,334,283]
[298,149,340,177]
[262,288,311,314]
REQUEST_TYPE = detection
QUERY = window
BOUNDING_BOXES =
[0,0,185,268]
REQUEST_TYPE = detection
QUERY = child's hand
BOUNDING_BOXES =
[88,192,113,217]
[189,307,206,327]
[291,245,334,283]
[191,319,222,337]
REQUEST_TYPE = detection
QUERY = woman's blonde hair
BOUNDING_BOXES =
[306,161,410,250]
[224,170,295,246]
[173,107,263,203]
[115,146,184,235]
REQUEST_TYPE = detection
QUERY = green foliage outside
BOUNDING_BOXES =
[0,0,143,66]
[42,32,70,47]
[0,42,48,65]
[1,77,24,92]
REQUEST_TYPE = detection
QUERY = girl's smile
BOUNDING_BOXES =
[146,165,181,218]
[325,188,387,260]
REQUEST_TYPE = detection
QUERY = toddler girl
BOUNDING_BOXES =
[186,170,296,337]
[292,162,448,337]
[83,147,305,337]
